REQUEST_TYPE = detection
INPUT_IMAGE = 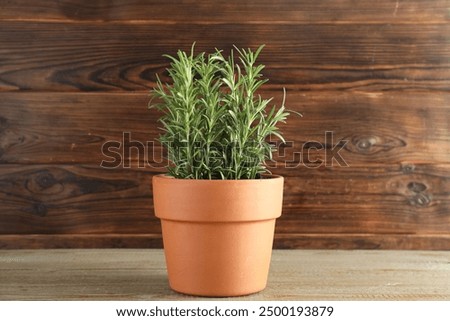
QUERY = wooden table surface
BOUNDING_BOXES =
[0,249,449,300]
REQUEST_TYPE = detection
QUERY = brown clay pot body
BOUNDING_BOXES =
[152,174,283,297]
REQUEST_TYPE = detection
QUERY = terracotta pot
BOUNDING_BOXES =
[152,174,284,297]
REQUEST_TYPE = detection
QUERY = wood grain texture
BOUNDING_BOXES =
[1,249,449,300]
[1,91,449,165]
[0,164,448,236]
[274,234,450,250]
[1,0,449,24]
[280,165,450,234]
[0,1,448,249]
[0,22,449,92]
[2,234,450,250]
[0,165,157,234]
[0,234,163,249]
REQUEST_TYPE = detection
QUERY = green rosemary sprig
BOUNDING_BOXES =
[149,44,292,179]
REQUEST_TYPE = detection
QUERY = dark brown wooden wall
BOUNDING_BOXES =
[0,0,449,249]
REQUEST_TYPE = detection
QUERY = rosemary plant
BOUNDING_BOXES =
[150,45,291,179]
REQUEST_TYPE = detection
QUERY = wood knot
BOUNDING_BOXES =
[401,163,415,173]
[355,136,376,151]
[344,134,406,155]
[408,193,432,207]
[36,172,57,189]
[407,181,427,193]
[403,177,431,207]
[32,203,48,217]
[26,169,64,195]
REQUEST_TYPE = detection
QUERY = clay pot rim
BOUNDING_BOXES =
[153,173,284,222]
[153,173,282,182]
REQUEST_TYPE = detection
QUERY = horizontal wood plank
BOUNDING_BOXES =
[1,0,448,24]
[279,164,450,234]
[0,234,163,249]
[0,165,158,234]
[0,164,448,235]
[274,234,450,250]
[1,234,450,250]
[1,91,448,165]
[0,22,449,91]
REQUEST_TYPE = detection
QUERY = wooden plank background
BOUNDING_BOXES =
[0,0,449,249]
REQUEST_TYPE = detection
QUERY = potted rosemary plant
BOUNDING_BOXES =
[150,45,292,297]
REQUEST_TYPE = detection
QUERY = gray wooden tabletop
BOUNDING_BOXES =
[0,249,449,300]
